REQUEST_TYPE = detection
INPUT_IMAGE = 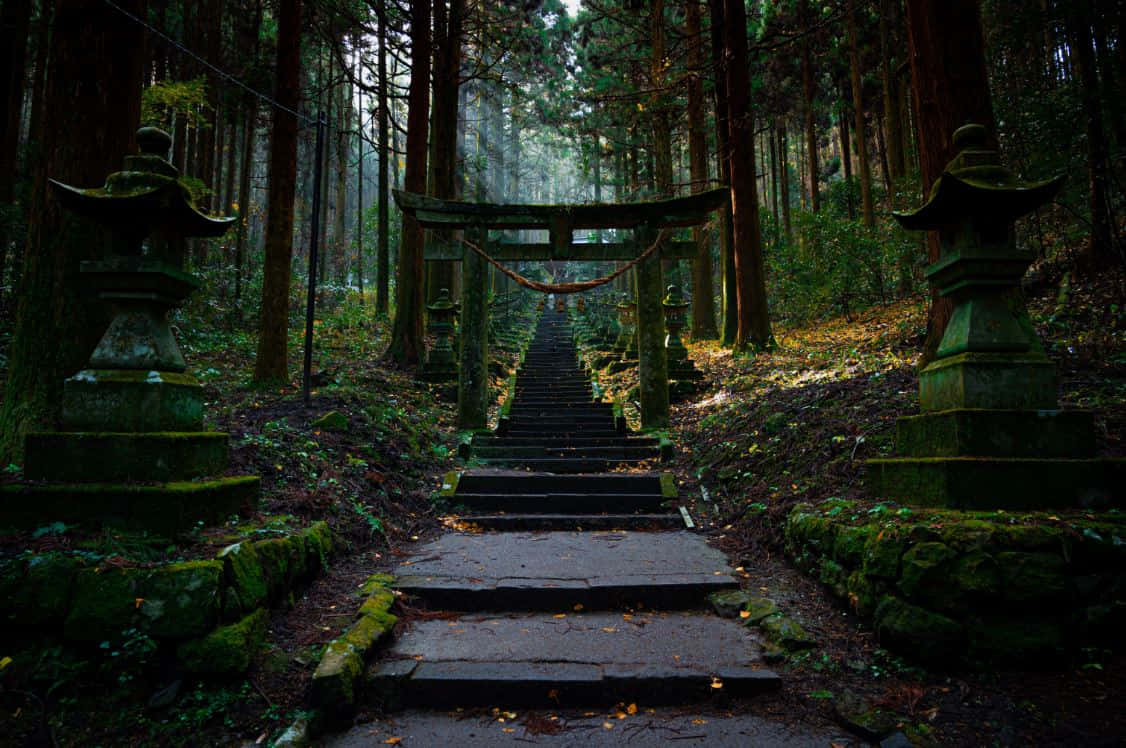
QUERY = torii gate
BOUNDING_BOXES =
[393,188,729,431]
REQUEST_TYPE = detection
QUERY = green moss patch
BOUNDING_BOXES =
[178,607,269,675]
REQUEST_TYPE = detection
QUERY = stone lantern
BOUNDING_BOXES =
[867,124,1123,509]
[6,127,259,534]
[662,285,701,384]
[423,288,458,382]
[615,293,638,361]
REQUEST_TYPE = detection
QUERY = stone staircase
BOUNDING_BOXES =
[364,306,779,710]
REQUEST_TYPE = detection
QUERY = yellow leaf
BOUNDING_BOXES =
[739,610,751,619]
[384,739,402,745]
[603,722,615,729]
[0,656,12,670]
[553,614,566,619]
[135,597,146,609]
[711,678,724,689]
[601,627,617,633]
[502,728,515,733]
[627,703,638,715]
[573,603,584,611]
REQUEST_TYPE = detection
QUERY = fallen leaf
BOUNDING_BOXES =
[627,703,638,715]
[134,598,145,609]
[553,614,566,619]
[739,610,751,619]
[603,722,615,729]
[711,678,724,689]
[573,603,584,611]
[601,627,617,633]
[384,739,402,745]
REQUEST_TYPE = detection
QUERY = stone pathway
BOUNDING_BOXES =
[362,307,780,713]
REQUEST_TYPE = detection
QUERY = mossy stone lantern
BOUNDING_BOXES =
[7,127,260,534]
[662,285,701,386]
[615,293,638,361]
[423,288,458,382]
[867,124,1124,509]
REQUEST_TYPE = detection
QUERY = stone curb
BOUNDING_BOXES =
[309,573,398,717]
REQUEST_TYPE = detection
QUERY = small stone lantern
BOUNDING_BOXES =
[615,293,638,361]
[662,285,701,383]
[9,127,259,534]
[867,124,1123,509]
[423,288,458,382]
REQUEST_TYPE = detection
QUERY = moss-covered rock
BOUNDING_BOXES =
[950,551,1001,597]
[139,560,221,639]
[13,552,84,627]
[898,542,956,601]
[938,520,996,552]
[302,521,333,574]
[310,587,398,712]
[998,524,1063,552]
[832,525,870,567]
[742,597,779,624]
[819,558,849,598]
[847,571,885,618]
[709,590,753,618]
[253,537,290,601]
[874,596,963,664]
[359,573,396,597]
[758,614,816,650]
[285,533,309,583]
[177,607,269,674]
[996,551,1069,604]
[861,530,906,579]
[218,542,267,616]
[65,567,147,641]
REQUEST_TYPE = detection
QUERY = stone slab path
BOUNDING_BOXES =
[358,306,780,712]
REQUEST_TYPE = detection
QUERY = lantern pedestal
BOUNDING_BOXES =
[867,125,1124,509]
[662,286,702,402]
[422,288,458,383]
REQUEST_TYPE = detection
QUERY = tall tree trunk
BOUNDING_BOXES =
[335,67,351,285]
[685,0,717,339]
[376,0,390,315]
[1066,0,1116,268]
[848,0,875,227]
[839,100,855,219]
[722,0,772,351]
[386,0,431,365]
[0,0,145,460]
[252,0,302,384]
[427,0,464,302]
[770,125,780,236]
[904,0,997,365]
[234,97,256,319]
[779,121,791,239]
[800,0,820,213]
[880,0,906,183]
[708,0,738,345]
[0,0,30,203]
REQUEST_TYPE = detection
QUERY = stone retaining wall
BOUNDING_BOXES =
[784,500,1125,665]
[0,521,333,675]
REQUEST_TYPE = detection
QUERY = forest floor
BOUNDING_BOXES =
[0,268,1124,746]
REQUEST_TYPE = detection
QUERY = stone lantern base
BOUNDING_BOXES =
[868,407,1124,509]
[2,367,260,535]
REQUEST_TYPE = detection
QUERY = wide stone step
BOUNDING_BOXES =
[451,492,667,513]
[480,458,652,473]
[455,471,665,495]
[506,408,612,419]
[472,446,658,459]
[459,513,685,531]
[393,531,730,610]
[365,612,779,708]
[503,427,622,438]
[472,436,659,448]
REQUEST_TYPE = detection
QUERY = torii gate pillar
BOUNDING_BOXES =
[635,223,670,430]
[458,223,489,430]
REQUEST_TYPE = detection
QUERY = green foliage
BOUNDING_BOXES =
[140,77,211,131]
[765,205,919,324]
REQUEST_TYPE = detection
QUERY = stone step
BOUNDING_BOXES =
[451,492,668,513]
[472,446,658,459]
[393,531,731,610]
[480,458,652,473]
[508,405,611,416]
[459,513,685,531]
[472,436,658,448]
[503,427,622,438]
[365,612,779,708]
[455,472,664,495]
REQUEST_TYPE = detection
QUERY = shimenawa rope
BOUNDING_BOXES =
[458,228,671,295]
